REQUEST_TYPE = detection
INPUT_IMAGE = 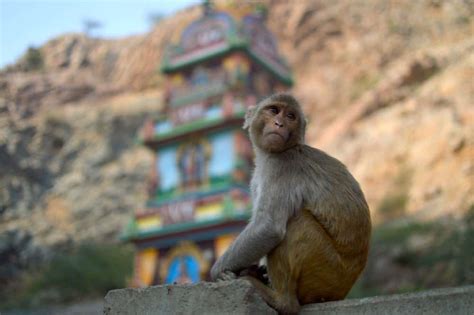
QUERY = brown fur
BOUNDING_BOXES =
[245,209,369,314]
[211,93,371,314]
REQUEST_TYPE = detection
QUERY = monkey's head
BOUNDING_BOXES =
[244,93,306,153]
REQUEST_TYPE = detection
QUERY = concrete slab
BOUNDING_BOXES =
[301,285,474,315]
[104,282,473,315]
[103,279,276,315]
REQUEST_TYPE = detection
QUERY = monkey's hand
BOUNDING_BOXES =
[216,270,237,282]
[210,258,235,281]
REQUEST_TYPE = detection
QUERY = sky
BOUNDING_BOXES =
[0,0,200,68]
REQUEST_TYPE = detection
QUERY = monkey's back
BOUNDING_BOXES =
[267,144,372,302]
[295,145,371,247]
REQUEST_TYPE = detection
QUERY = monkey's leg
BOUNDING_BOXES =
[247,213,315,314]
[241,275,300,315]
[244,210,348,313]
[281,209,354,304]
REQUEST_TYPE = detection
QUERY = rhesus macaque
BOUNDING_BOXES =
[210,93,371,314]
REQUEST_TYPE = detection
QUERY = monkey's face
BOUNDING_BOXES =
[251,102,302,153]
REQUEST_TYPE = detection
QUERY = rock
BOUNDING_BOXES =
[103,280,276,315]
[0,229,47,286]
[300,286,474,315]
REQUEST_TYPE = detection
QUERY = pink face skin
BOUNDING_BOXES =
[257,102,300,153]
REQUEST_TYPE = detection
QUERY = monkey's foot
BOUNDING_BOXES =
[241,276,301,315]
[239,265,269,285]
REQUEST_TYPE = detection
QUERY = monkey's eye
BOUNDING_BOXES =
[267,106,279,115]
[287,113,296,120]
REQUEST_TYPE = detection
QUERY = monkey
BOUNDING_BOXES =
[210,93,371,314]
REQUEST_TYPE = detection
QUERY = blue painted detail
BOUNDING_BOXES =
[205,105,222,119]
[155,121,173,134]
[158,146,179,190]
[191,66,210,86]
[156,130,235,193]
[165,255,200,284]
[208,132,234,176]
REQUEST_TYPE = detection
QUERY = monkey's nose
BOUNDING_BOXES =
[274,121,283,128]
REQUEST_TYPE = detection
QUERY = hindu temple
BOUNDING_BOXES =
[121,1,293,286]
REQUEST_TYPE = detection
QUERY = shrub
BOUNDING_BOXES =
[377,167,412,220]
[24,47,44,71]
[417,205,474,284]
[377,193,409,219]
[1,242,133,308]
[348,205,474,299]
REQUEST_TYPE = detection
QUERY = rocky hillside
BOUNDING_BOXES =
[1,0,473,285]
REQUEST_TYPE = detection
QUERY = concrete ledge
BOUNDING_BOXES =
[301,286,474,315]
[104,280,276,314]
[104,282,473,315]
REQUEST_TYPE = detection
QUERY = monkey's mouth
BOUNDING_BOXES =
[266,131,284,137]
[265,131,288,141]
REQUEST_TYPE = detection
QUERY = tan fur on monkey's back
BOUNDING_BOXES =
[262,144,371,302]
[212,93,371,313]
[257,143,371,241]
[269,209,369,303]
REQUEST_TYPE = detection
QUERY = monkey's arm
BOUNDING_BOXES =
[210,191,294,280]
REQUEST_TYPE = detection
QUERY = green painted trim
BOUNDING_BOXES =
[120,212,251,241]
[170,81,228,107]
[121,218,139,241]
[162,45,293,86]
[123,184,252,241]
[150,174,236,204]
[161,34,250,73]
[246,49,294,86]
[156,117,223,140]
[161,44,234,73]
[147,111,245,144]
[152,188,177,203]
[161,17,249,73]
[158,10,293,84]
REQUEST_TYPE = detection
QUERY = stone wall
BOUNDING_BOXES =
[104,281,474,314]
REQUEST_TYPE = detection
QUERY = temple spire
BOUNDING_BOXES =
[202,0,213,16]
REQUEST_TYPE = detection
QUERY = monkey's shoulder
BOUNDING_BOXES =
[292,145,363,189]
[260,144,355,185]
[297,145,369,211]
[297,145,349,171]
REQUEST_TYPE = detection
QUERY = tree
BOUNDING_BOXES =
[148,12,164,27]
[83,19,102,37]
[24,46,43,71]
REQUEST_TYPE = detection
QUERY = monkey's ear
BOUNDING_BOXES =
[243,105,256,130]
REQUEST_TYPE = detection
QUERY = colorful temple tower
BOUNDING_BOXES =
[122,1,293,286]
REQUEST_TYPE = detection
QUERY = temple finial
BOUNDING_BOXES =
[256,4,268,21]
[202,0,213,16]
